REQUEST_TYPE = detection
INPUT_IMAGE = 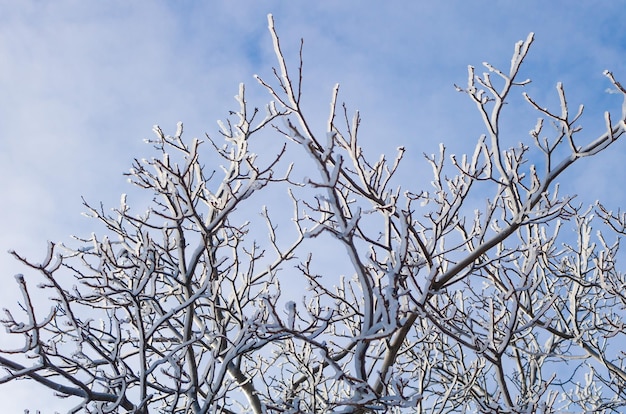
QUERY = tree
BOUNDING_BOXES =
[2,14,626,413]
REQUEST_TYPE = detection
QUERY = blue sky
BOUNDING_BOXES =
[1,1,625,411]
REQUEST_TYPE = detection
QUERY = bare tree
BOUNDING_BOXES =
[3,14,626,413]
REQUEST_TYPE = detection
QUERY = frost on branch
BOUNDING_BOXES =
[3,15,626,414]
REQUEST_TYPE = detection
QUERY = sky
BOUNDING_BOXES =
[1,1,626,411]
